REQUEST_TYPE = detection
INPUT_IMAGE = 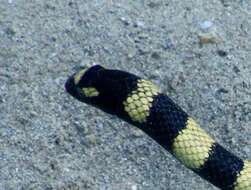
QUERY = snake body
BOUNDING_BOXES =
[65,65,251,190]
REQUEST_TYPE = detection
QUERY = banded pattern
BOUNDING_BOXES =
[235,161,251,190]
[172,117,214,169]
[65,65,251,190]
[123,79,160,123]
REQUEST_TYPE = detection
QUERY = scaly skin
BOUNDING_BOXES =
[65,65,251,190]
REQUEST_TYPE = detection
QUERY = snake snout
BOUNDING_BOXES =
[65,76,76,96]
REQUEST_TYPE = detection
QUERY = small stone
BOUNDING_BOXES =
[198,33,219,44]
[217,50,228,57]
[0,95,4,103]
[233,66,240,73]
[84,134,96,146]
[151,52,161,59]
[6,27,16,36]
[127,51,135,59]
[215,88,229,101]
[51,36,57,42]
[217,88,229,94]
[54,77,62,86]
[131,184,138,190]
[148,2,161,8]
[162,38,173,49]
[68,2,73,7]
[199,20,213,31]
[220,0,230,7]
[134,20,145,28]
[120,17,130,26]
[0,127,12,137]
[243,146,250,155]
[131,128,144,138]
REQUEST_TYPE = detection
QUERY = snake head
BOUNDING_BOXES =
[65,64,139,116]
[65,65,103,101]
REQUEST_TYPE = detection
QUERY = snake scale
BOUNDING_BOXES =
[65,65,251,190]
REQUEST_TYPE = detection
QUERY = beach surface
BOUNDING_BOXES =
[0,1,250,189]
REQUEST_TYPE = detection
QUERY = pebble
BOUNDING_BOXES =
[233,65,240,73]
[134,20,145,28]
[151,52,161,59]
[217,50,228,57]
[198,33,219,44]
[0,95,4,103]
[84,134,96,146]
[243,146,250,155]
[54,77,64,86]
[162,38,173,49]
[5,27,16,36]
[127,52,135,59]
[131,184,137,190]
[0,127,12,137]
[147,2,161,8]
[199,20,213,31]
[120,17,130,26]
[131,128,144,138]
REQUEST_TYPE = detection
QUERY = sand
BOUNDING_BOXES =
[0,0,250,189]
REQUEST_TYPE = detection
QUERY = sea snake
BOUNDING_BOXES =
[65,65,251,190]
